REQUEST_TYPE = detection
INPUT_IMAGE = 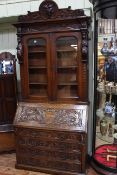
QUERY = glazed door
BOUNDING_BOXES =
[51,32,83,102]
[23,34,51,101]
[23,32,87,102]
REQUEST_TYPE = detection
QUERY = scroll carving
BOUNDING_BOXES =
[18,8,85,22]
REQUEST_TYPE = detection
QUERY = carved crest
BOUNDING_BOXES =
[39,0,58,18]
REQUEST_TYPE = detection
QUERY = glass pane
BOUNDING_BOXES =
[94,18,117,170]
[56,36,78,99]
[27,38,48,97]
[28,38,46,67]
[28,38,46,52]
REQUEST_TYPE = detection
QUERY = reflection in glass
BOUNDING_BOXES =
[0,60,14,74]
[28,38,46,52]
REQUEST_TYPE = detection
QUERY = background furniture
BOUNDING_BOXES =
[0,52,17,152]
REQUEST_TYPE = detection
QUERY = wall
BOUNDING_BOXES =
[0,0,92,54]
[0,0,92,17]
[0,0,92,51]
[0,0,94,156]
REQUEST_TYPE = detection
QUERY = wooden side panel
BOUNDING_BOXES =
[0,75,17,124]
[3,76,17,124]
[0,78,4,123]
[0,132,15,152]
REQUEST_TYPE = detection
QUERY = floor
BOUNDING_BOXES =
[0,153,99,175]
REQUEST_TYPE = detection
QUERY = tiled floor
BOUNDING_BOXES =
[0,153,99,175]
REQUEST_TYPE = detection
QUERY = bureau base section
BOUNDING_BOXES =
[14,103,88,175]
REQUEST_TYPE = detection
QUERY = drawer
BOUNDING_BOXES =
[16,143,84,160]
[16,154,82,173]
[16,139,86,174]
[15,127,86,144]
[16,136,86,152]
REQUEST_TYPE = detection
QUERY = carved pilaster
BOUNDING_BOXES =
[81,30,88,62]
[16,35,23,64]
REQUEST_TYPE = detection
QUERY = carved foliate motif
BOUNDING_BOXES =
[15,106,45,123]
[14,103,88,131]
[18,8,85,22]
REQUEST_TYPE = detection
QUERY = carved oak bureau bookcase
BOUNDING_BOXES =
[13,0,90,174]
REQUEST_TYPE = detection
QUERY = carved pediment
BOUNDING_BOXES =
[14,0,90,64]
[18,0,85,22]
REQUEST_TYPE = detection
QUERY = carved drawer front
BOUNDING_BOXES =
[16,147,83,173]
[15,127,86,173]
[15,127,86,143]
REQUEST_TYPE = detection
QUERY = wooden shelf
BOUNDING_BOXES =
[29,66,47,69]
[58,82,77,85]
[57,49,75,52]
[57,66,77,69]
[28,50,46,54]
[29,82,47,85]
